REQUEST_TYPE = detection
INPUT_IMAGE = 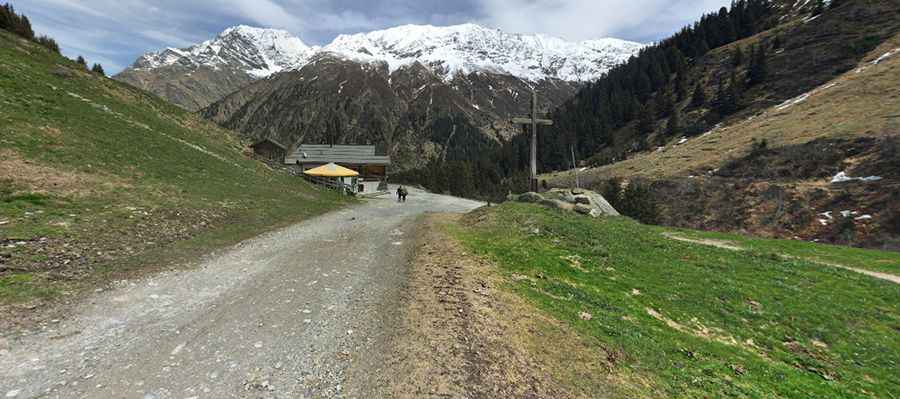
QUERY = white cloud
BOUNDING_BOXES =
[478,0,731,41]
[227,0,305,29]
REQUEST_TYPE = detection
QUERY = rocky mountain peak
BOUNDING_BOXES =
[124,23,644,83]
[127,25,315,78]
[321,23,645,82]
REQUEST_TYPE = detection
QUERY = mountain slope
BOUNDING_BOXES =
[0,30,343,314]
[115,24,644,111]
[202,53,581,170]
[543,0,900,249]
[114,26,317,111]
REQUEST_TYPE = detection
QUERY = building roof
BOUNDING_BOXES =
[303,162,360,177]
[251,138,287,150]
[285,144,391,165]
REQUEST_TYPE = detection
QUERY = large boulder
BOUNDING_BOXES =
[543,188,576,204]
[540,198,575,211]
[510,188,619,218]
[579,191,620,216]
[517,192,545,203]
[573,195,591,205]
[574,203,600,217]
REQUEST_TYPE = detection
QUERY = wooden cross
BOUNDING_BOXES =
[512,90,553,192]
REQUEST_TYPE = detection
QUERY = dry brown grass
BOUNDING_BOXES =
[0,149,131,197]
[547,32,900,183]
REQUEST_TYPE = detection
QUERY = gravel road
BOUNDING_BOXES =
[0,188,483,399]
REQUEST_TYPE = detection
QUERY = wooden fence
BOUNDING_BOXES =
[304,175,355,196]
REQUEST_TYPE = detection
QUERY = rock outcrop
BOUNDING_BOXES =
[510,188,619,217]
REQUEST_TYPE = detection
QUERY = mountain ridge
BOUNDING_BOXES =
[115,23,644,111]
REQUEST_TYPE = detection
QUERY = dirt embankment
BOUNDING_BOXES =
[355,214,616,398]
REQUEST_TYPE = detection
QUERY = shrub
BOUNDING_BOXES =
[619,181,660,225]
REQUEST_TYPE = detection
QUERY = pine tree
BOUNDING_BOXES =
[747,44,768,86]
[812,0,825,15]
[36,35,59,53]
[634,71,652,100]
[76,56,87,68]
[772,36,783,49]
[696,39,710,55]
[91,63,105,76]
[0,4,11,30]
[637,103,656,134]
[690,84,707,107]
[15,14,33,39]
[675,73,688,101]
[713,81,738,116]
[656,91,675,118]
[666,110,681,137]
[732,46,744,66]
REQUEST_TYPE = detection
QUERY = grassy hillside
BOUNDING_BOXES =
[551,33,900,181]
[454,203,900,397]
[544,31,900,249]
[0,31,346,312]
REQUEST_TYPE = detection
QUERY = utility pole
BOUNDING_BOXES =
[512,90,553,192]
[571,144,580,189]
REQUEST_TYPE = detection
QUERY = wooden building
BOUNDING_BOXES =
[250,138,287,161]
[285,144,391,193]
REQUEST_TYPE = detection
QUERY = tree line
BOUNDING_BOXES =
[1,2,106,76]
[535,0,776,172]
[0,2,59,53]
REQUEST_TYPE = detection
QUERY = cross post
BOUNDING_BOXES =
[512,90,553,192]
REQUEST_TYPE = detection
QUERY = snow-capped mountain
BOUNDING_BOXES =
[116,24,643,110]
[129,25,316,79]
[321,24,644,82]
[132,23,642,82]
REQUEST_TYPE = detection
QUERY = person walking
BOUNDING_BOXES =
[397,186,404,202]
[400,186,408,202]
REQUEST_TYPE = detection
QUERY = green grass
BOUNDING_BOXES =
[0,31,349,304]
[454,203,900,398]
[662,227,900,275]
[0,273,59,303]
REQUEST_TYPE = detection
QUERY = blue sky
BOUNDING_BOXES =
[18,0,731,74]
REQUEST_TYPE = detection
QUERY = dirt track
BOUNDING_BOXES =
[0,188,482,398]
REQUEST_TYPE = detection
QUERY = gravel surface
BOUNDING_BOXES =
[0,187,483,399]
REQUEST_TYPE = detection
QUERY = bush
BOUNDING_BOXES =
[598,178,623,210]
[619,181,660,225]
[35,35,60,53]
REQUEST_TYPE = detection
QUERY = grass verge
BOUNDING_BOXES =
[453,203,900,398]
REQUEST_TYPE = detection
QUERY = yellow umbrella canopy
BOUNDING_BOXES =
[303,162,360,177]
